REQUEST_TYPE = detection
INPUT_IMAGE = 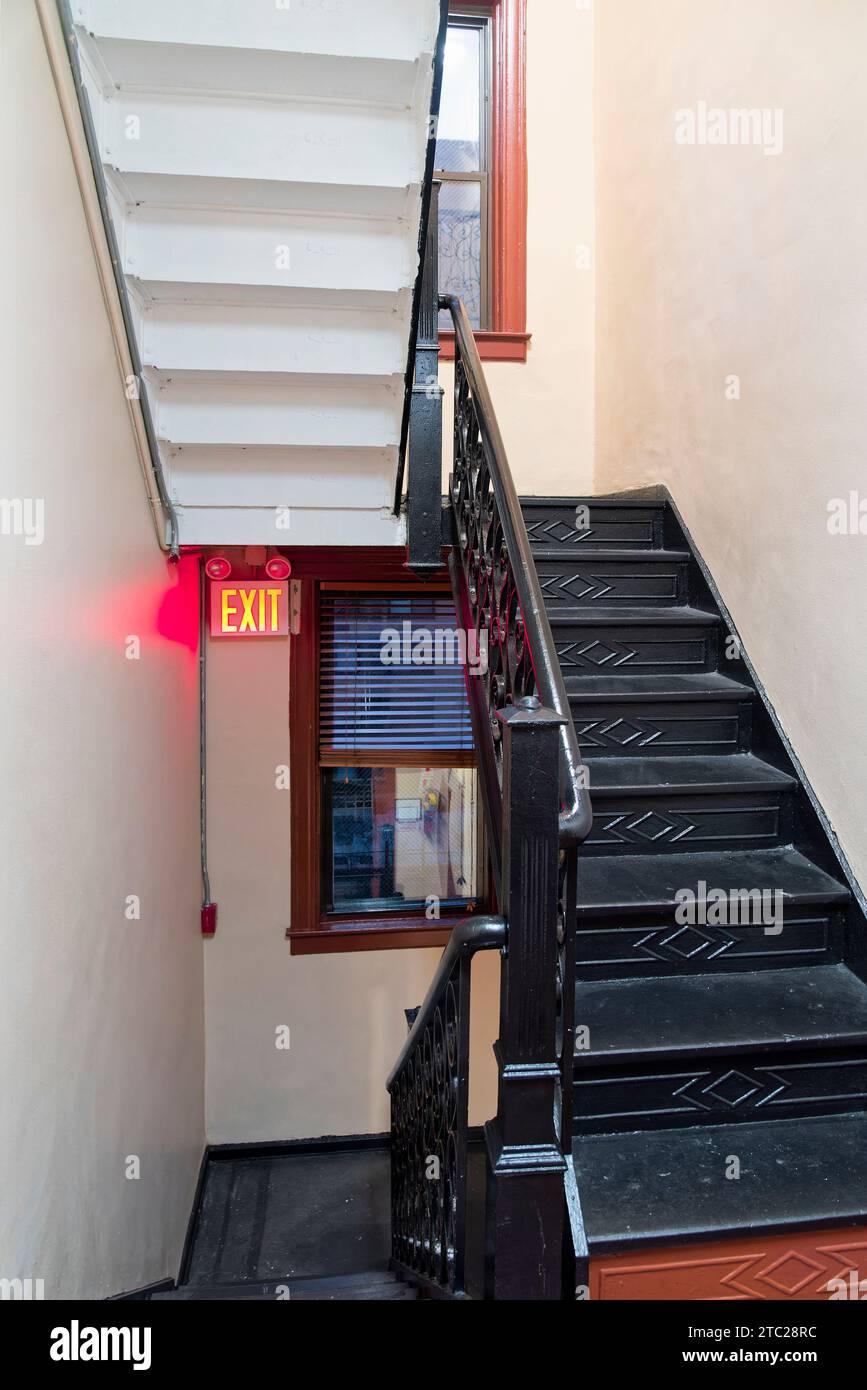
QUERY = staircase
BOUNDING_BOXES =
[521,494,867,1296]
[59,0,445,547]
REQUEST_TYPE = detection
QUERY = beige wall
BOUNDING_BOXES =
[442,0,595,496]
[203,635,499,1142]
[0,0,204,1298]
[595,0,867,887]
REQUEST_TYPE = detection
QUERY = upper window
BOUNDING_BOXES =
[434,1,528,362]
[436,15,491,330]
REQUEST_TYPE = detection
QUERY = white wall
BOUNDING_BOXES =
[0,0,204,1298]
[594,0,867,888]
[203,635,499,1143]
[442,0,596,497]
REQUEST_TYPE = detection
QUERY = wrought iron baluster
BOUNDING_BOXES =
[387,917,506,1297]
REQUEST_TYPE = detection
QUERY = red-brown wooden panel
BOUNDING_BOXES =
[590,1227,867,1300]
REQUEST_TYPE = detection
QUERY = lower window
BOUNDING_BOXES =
[289,570,484,953]
[322,765,479,916]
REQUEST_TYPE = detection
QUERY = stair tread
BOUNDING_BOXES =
[531,548,690,562]
[567,672,752,701]
[548,605,717,626]
[520,495,666,509]
[577,847,849,915]
[574,964,867,1063]
[574,1112,867,1248]
[586,753,795,794]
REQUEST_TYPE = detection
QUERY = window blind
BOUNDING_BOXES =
[319,593,475,753]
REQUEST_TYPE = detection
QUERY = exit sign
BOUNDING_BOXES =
[210,581,289,638]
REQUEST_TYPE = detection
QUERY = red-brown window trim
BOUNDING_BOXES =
[287,550,484,955]
[438,0,529,363]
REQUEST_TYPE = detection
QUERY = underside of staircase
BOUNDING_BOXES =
[63,0,444,546]
[521,492,867,1298]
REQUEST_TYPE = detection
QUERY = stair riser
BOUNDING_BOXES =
[575,698,751,757]
[537,558,689,608]
[573,1049,867,1134]
[123,207,415,296]
[75,0,439,62]
[584,790,795,855]
[575,907,841,979]
[555,622,719,676]
[93,92,421,190]
[523,503,663,551]
[149,378,400,449]
[137,304,406,378]
[575,900,839,978]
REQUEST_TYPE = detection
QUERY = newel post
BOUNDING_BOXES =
[485,696,568,1300]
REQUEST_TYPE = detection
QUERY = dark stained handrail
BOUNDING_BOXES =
[392,0,451,516]
[440,293,593,847]
[386,914,506,1093]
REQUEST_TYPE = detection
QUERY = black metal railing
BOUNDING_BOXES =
[442,293,592,851]
[389,283,592,1298]
[443,295,591,1297]
[393,0,451,530]
[387,915,506,1297]
[402,182,444,576]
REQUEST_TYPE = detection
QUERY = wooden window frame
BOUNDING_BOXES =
[438,0,529,364]
[288,550,485,955]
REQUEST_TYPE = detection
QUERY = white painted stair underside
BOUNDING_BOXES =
[70,0,441,546]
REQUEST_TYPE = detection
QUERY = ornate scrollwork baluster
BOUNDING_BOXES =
[451,353,538,787]
[388,955,471,1295]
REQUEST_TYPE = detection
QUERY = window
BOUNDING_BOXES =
[436,15,491,331]
[289,562,483,954]
[435,0,528,362]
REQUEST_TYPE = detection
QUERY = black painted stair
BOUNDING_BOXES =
[521,494,867,1252]
[574,1112,867,1250]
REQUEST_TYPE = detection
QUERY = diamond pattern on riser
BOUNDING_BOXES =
[584,793,790,855]
[575,699,748,756]
[536,559,688,606]
[573,1051,867,1133]
[555,624,717,675]
[523,504,661,550]
[575,910,838,978]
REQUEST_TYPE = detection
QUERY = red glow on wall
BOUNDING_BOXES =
[156,554,200,652]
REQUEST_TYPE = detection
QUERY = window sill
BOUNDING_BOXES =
[286,913,473,955]
[439,330,531,363]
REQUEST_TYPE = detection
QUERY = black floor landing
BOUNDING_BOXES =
[187,1148,392,1286]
